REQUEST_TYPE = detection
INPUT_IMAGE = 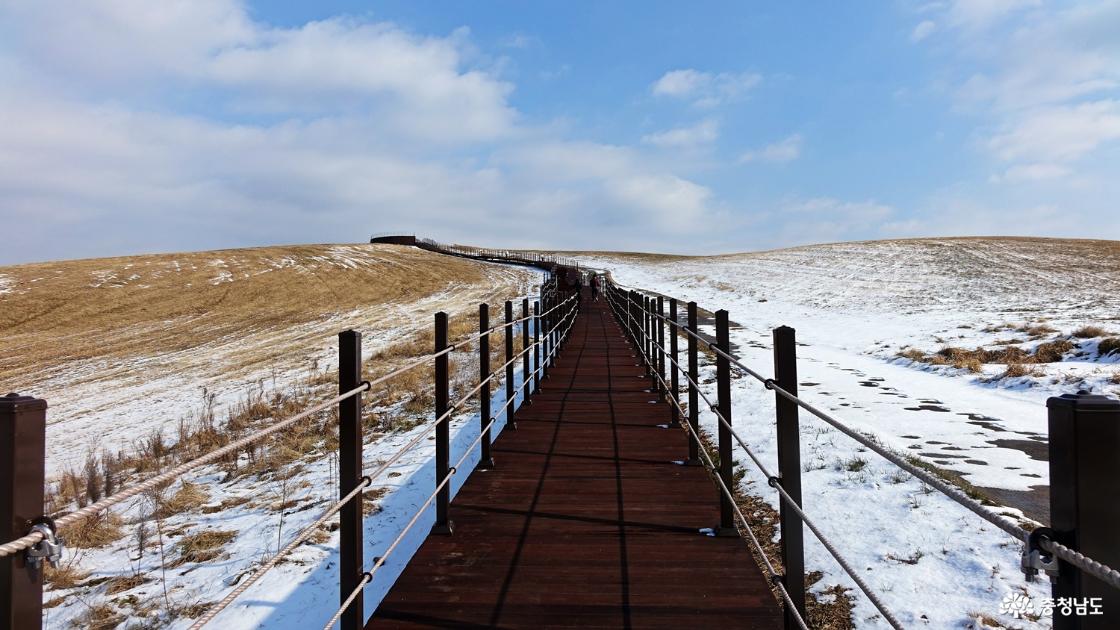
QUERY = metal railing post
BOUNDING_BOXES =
[669,298,680,428]
[543,293,552,378]
[533,301,541,392]
[773,326,806,627]
[432,312,453,535]
[714,310,736,536]
[627,291,636,347]
[644,296,653,378]
[521,298,530,398]
[1047,393,1120,629]
[337,331,364,630]
[657,296,666,400]
[1,393,46,630]
[478,304,494,469]
[686,302,701,465]
[505,301,516,429]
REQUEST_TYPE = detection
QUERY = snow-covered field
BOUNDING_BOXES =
[1,244,545,629]
[568,237,1120,628]
[7,237,1117,628]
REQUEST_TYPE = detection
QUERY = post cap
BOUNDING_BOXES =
[0,393,48,412]
[1046,392,1120,412]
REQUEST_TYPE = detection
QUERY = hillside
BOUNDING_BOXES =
[1,244,539,474]
[2,244,544,629]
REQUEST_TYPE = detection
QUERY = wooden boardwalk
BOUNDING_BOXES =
[369,294,782,628]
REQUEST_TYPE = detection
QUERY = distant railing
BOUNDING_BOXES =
[0,251,584,629]
[598,275,1120,629]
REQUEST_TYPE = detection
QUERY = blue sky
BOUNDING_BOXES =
[2,1,1118,264]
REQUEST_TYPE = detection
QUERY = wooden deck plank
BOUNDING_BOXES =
[368,294,782,628]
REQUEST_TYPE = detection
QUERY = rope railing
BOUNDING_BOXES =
[190,476,374,628]
[602,291,807,628]
[322,290,582,628]
[611,285,1032,541]
[0,241,590,629]
[0,383,370,559]
[614,298,903,627]
[604,279,1120,625]
[0,290,573,559]
[199,288,579,628]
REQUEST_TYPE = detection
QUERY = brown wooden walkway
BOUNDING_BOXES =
[369,294,782,628]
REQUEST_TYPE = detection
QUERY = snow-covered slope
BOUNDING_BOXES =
[567,237,1120,628]
[2,244,544,629]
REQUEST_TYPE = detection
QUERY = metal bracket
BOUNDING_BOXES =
[25,517,64,570]
[1022,527,1059,583]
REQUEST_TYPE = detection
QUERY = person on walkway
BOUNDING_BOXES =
[591,275,600,301]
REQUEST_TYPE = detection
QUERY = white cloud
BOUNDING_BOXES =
[651,69,761,107]
[739,134,803,163]
[946,0,1040,29]
[987,100,1120,163]
[768,197,896,245]
[992,163,1072,183]
[930,1,1120,184]
[0,2,516,144]
[0,1,730,263]
[508,141,715,231]
[911,20,937,42]
[641,119,719,148]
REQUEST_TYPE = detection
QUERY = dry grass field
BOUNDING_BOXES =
[0,243,541,473]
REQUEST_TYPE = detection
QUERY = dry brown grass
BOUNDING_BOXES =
[0,244,516,388]
[907,336,1078,372]
[1098,338,1120,356]
[103,574,149,595]
[44,564,91,589]
[1018,323,1057,338]
[1034,339,1075,362]
[61,511,124,549]
[1073,325,1108,338]
[157,482,209,518]
[71,602,125,629]
[172,529,237,566]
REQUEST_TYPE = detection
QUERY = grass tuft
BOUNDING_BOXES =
[1098,338,1120,356]
[1073,325,1108,338]
[172,529,237,567]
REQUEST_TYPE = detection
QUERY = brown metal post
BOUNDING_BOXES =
[521,298,530,399]
[478,305,494,469]
[669,299,680,428]
[657,296,666,399]
[686,302,701,465]
[543,293,551,378]
[337,331,364,630]
[773,326,806,627]
[714,310,736,535]
[627,291,636,347]
[1047,393,1120,630]
[505,301,517,430]
[533,301,541,393]
[1,393,46,630]
[644,296,653,378]
[432,312,452,534]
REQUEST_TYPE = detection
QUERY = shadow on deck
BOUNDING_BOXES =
[368,294,782,628]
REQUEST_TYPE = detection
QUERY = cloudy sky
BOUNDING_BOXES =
[2,1,1118,264]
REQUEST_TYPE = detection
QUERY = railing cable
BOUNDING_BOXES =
[0,383,370,558]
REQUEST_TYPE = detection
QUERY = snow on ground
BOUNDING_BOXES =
[43,351,543,630]
[569,237,1120,628]
[2,244,546,628]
